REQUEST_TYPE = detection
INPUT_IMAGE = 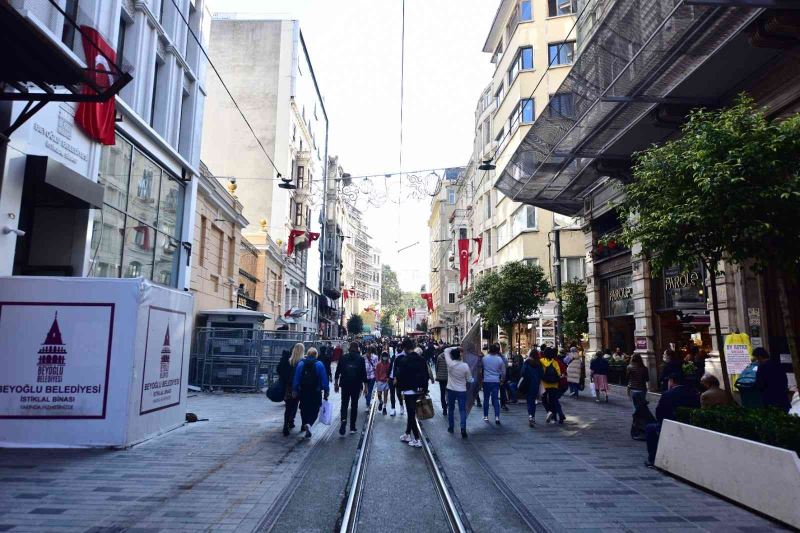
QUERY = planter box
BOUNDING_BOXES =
[656,420,800,529]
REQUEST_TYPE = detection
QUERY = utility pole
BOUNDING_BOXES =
[553,227,564,349]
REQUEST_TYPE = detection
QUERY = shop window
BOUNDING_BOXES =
[604,273,634,317]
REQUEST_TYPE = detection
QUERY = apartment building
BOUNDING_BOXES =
[1,0,208,291]
[201,16,328,333]
[341,205,381,331]
[427,169,461,342]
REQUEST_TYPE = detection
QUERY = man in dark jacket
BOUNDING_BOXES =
[645,373,700,467]
[395,338,429,448]
[334,342,368,435]
[754,347,790,412]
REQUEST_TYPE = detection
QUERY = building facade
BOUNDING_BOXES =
[427,169,461,342]
[201,16,328,333]
[2,0,208,294]
[495,0,800,389]
[340,204,381,334]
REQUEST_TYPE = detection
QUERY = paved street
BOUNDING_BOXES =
[0,389,788,532]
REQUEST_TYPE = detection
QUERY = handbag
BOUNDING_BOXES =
[319,399,332,425]
[266,379,284,402]
[589,381,596,397]
[416,394,435,420]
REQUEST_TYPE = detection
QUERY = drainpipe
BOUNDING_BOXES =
[553,227,564,349]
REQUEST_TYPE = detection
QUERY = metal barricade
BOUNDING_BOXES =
[189,328,322,391]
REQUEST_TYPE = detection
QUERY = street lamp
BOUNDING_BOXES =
[277,173,296,190]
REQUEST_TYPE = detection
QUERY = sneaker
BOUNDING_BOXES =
[400,407,405,416]
[483,416,489,422]
[442,409,448,417]
[400,433,411,443]
[558,417,565,425]
[528,417,535,428]
[378,402,383,411]
[447,426,454,434]
[390,408,396,417]
[282,426,290,437]
[305,427,312,439]
[350,428,358,434]
[545,413,554,423]
[408,439,422,448]
[382,407,387,415]
[495,418,501,425]
[365,406,371,413]
[461,429,468,439]
[339,422,346,436]
[644,460,656,469]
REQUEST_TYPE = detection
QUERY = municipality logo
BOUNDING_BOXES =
[36,312,67,383]
[160,325,171,379]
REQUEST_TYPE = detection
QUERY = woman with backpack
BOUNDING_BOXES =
[292,347,330,440]
[540,347,565,424]
[277,343,304,436]
[520,349,543,427]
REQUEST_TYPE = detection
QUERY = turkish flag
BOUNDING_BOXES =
[421,293,434,312]
[342,289,349,302]
[458,239,470,285]
[75,26,117,145]
[407,308,413,320]
[286,229,306,256]
[307,232,320,242]
[472,237,483,264]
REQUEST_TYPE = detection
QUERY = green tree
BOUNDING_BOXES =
[346,314,364,336]
[379,313,394,337]
[465,261,551,355]
[561,280,588,343]
[618,95,800,392]
[381,264,403,317]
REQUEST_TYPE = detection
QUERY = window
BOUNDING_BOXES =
[447,188,456,204]
[494,85,504,108]
[507,0,532,40]
[512,205,537,234]
[521,98,535,123]
[491,43,503,64]
[481,118,491,148]
[449,293,456,304]
[548,41,576,66]
[562,257,586,282]
[149,56,165,128]
[116,16,128,68]
[297,165,305,188]
[519,0,533,21]
[294,203,304,226]
[508,47,533,85]
[61,0,79,49]
[459,227,468,240]
[549,0,576,17]
[524,258,540,267]
[495,126,505,144]
[484,193,492,218]
[497,221,509,248]
[548,93,575,118]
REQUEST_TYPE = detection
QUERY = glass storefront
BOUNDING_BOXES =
[601,271,635,354]
[654,263,711,364]
[90,135,183,287]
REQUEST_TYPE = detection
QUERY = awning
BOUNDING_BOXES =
[494,0,773,215]
[25,155,104,209]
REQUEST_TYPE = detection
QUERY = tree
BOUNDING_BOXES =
[379,313,394,337]
[346,314,364,336]
[465,261,551,355]
[416,318,428,333]
[561,280,588,344]
[618,94,800,394]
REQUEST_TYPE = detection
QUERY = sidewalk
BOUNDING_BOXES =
[0,392,338,533]
[424,388,788,532]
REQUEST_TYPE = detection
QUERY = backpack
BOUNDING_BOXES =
[340,356,362,387]
[735,362,758,390]
[300,360,319,391]
[542,361,560,384]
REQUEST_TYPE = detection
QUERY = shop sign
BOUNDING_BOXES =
[0,302,113,419]
[747,308,761,327]
[635,337,648,350]
[663,264,706,310]
[139,307,186,415]
[23,102,93,177]
[605,272,634,316]
[664,270,701,290]
[609,286,633,301]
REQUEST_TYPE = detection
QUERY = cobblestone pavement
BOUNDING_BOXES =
[0,387,790,532]
[0,392,341,533]
[422,387,788,533]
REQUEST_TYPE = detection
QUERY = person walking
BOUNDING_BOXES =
[375,351,391,415]
[334,342,368,436]
[389,344,408,416]
[754,347,790,412]
[364,346,379,411]
[566,347,583,397]
[277,343,304,436]
[292,347,329,440]
[318,342,333,381]
[435,348,449,417]
[395,338,429,448]
[540,348,565,424]
[482,344,506,424]
[521,349,543,427]
[506,356,521,404]
[626,353,649,410]
[499,343,511,411]
[590,350,610,402]
[444,347,472,438]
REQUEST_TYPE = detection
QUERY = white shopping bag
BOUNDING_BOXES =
[589,381,596,397]
[319,400,332,425]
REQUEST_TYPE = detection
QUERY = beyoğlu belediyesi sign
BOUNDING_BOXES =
[0,303,113,419]
[139,306,186,415]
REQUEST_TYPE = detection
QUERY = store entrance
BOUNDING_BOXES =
[603,316,634,354]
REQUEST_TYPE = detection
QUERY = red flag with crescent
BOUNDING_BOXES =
[286,229,306,256]
[421,293,434,312]
[458,239,470,285]
[307,231,320,242]
[75,26,117,145]
[342,289,349,302]
[472,237,483,264]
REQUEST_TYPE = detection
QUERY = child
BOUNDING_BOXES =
[375,351,391,415]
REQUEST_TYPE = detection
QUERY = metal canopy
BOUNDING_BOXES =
[494,0,772,215]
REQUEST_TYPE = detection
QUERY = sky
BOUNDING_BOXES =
[206,0,498,291]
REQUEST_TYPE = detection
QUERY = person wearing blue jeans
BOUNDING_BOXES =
[481,344,506,424]
[521,350,542,427]
[445,347,472,438]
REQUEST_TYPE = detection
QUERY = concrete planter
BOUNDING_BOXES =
[655,420,800,529]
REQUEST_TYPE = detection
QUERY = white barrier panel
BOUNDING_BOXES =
[0,277,193,448]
